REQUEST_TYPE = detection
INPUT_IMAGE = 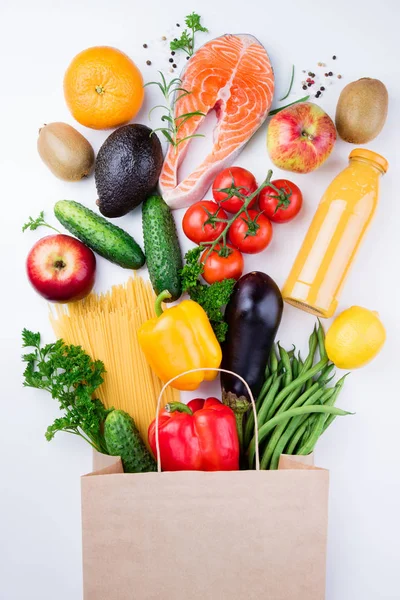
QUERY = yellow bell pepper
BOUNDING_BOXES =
[138,290,222,391]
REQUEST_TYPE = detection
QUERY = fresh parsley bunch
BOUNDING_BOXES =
[170,13,208,56]
[22,330,111,453]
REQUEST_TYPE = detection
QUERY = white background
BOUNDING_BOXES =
[1,0,399,598]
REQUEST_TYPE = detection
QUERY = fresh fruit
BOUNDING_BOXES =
[26,234,96,302]
[37,122,94,181]
[229,209,273,254]
[267,102,336,174]
[335,78,388,144]
[212,167,258,213]
[54,200,145,270]
[325,306,386,369]
[63,46,144,129]
[104,410,156,473]
[182,201,228,244]
[159,34,274,209]
[259,179,303,223]
[201,245,244,284]
[142,195,183,302]
[95,124,163,218]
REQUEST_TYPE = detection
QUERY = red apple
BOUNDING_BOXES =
[26,234,96,302]
[267,102,336,173]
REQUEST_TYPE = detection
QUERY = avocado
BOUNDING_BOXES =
[95,124,163,218]
[335,78,388,144]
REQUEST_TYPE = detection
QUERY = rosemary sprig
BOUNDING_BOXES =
[279,65,295,101]
[145,72,205,148]
[269,94,309,116]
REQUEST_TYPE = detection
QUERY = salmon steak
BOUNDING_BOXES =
[159,34,274,210]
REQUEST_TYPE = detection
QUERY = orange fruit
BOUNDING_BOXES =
[63,46,144,130]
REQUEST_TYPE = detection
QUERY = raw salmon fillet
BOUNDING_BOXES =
[159,34,274,209]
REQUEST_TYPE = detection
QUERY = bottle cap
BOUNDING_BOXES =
[349,149,388,173]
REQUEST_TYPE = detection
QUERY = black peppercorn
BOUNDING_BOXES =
[173,63,177,68]
[307,82,312,87]
[143,43,148,48]
[186,56,190,60]
[302,85,307,90]
[169,58,173,63]
[329,71,333,76]
[146,60,151,66]
[176,23,180,27]
[332,55,337,60]
[171,51,175,56]
[320,86,325,91]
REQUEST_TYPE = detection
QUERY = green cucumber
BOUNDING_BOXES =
[142,195,183,301]
[104,410,156,473]
[54,200,145,269]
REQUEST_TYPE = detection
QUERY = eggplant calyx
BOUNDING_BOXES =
[222,390,250,414]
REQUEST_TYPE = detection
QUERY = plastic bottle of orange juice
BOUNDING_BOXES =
[282,149,388,318]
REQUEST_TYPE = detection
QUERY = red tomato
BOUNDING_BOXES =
[182,201,228,244]
[212,166,258,213]
[201,244,244,284]
[229,209,273,254]
[259,179,303,223]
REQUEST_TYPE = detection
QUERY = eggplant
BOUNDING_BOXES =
[221,271,283,436]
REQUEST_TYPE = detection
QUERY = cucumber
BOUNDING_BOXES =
[104,410,156,473]
[142,195,183,301]
[54,200,145,269]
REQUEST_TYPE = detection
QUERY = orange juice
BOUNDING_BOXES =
[282,149,388,318]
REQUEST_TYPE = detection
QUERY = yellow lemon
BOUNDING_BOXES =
[325,306,386,369]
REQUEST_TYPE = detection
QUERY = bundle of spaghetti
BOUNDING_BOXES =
[49,276,179,443]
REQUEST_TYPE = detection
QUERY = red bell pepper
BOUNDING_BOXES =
[148,397,239,471]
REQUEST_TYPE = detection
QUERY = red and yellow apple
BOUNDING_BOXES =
[267,102,336,173]
[26,234,96,302]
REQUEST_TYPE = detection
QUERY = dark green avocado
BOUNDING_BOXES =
[95,124,163,218]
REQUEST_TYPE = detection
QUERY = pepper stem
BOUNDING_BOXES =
[155,290,172,317]
[165,401,193,415]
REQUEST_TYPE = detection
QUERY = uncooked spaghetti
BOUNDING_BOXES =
[50,276,179,443]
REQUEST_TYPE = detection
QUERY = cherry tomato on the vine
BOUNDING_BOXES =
[201,244,244,284]
[212,166,258,213]
[182,201,228,244]
[229,209,273,254]
[259,179,303,223]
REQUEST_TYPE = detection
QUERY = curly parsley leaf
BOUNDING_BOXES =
[22,330,111,453]
[170,12,208,56]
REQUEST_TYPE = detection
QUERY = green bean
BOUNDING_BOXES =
[255,374,284,429]
[248,404,352,467]
[270,415,309,470]
[278,343,292,387]
[292,357,299,379]
[261,385,326,469]
[317,319,328,361]
[317,363,335,385]
[264,364,270,379]
[286,418,310,455]
[269,345,279,373]
[265,356,328,418]
[300,326,318,374]
[243,374,275,448]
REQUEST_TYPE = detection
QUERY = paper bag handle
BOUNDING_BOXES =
[155,368,260,472]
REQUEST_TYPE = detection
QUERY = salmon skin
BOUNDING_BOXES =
[159,34,274,210]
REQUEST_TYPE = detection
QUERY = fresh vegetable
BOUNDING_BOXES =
[228,210,273,254]
[259,179,303,223]
[148,397,239,471]
[169,12,208,56]
[221,272,283,446]
[212,167,258,213]
[104,410,156,473]
[182,200,228,244]
[159,34,274,209]
[201,244,244,284]
[142,195,183,302]
[246,322,352,469]
[138,291,222,391]
[335,78,388,144]
[54,200,145,270]
[25,233,96,302]
[37,122,94,181]
[325,306,386,369]
[22,330,110,453]
[95,124,163,218]
[180,246,235,342]
[267,102,336,174]
[145,72,205,147]
[64,46,144,129]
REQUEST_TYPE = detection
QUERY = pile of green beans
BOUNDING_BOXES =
[245,321,352,470]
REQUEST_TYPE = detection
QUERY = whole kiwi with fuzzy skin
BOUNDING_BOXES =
[335,78,388,144]
[37,122,95,181]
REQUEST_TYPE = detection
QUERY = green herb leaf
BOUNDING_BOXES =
[22,330,111,453]
[22,211,60,234]
[185,12,208,33]
[170,12,208,57]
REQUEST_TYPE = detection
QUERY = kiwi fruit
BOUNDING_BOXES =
[37,122,95,181]
[335,78,388,144]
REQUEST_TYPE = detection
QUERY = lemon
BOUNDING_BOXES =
[325,306,386,369]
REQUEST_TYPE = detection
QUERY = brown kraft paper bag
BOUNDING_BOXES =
[81,369,330,600]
